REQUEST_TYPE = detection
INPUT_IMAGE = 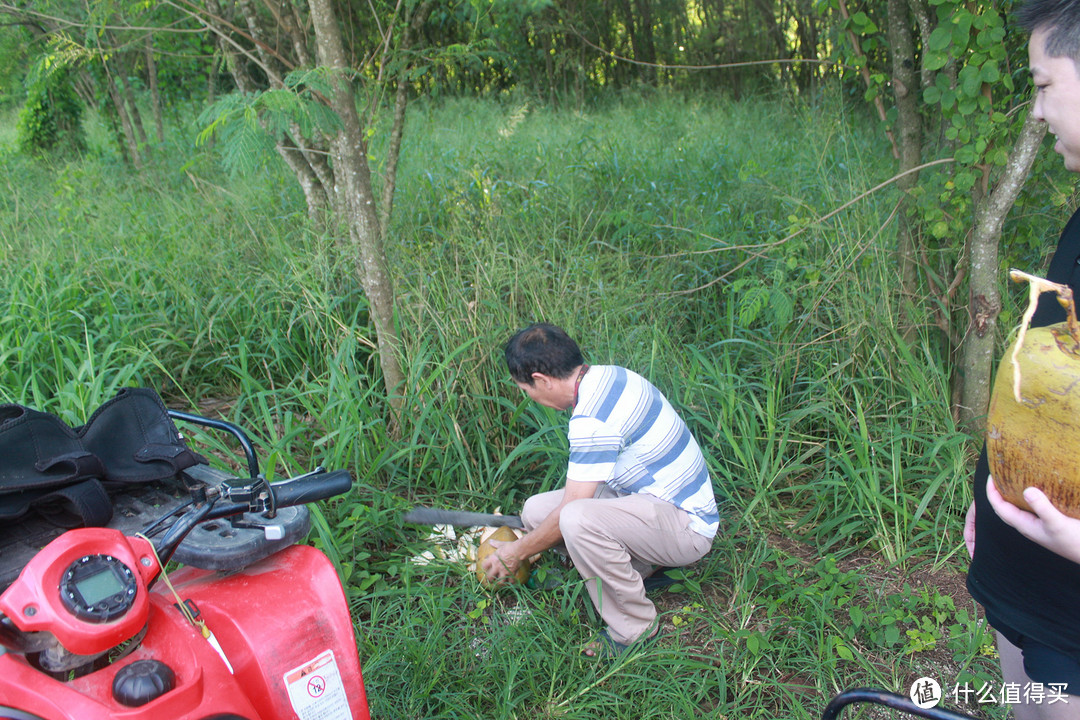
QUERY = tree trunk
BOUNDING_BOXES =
[887,0,922,337]
[145,35,165,143]
[104,68,142,169]
[308,0,405,417]
[119,60,148,151]
[278,137,331,221]
[632,0,657,83]
[380,69,409,243]
[379,1,432,242]
[208,52,219,104]
[905,0,934,91]
[956,111,1047,432]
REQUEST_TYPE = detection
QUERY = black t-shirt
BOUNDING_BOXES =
[967,206,1080,657]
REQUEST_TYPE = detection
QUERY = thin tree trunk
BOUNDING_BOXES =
[278,137,331,221]
[379,1,432,241]
[380,73,409,242]
[206,0,332,221]
[145,35,165,143]
[905,0,934,91]
[888,0,922,337]
[107,42,148,153]
[957,111,1047,431]
[208,52,219,104]
[309,0,405,418]
[632,0,657,83]
[120,68,148,151]
[104,67,141,169]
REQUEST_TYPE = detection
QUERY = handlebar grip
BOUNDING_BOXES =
[270,469,353,508]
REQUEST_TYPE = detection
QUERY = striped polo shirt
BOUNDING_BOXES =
[568,365,719,538]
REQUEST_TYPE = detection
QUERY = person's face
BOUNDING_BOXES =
[1030,27,1080,172]
[515,375,569,411]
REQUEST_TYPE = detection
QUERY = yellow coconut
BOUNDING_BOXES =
[475,525,530,587]
[986,270,1080,518]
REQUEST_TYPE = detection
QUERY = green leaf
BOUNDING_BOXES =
[950,18,976,48]
[988,146,1010,166]
[955,169,979,192]
[953,11,974,46]
[980,64,1000,83]
[925,51,949,72]
[940,88,956,110]
[955,144,977,164]
[959,65,983,97]
[850,12,879,33]
[928,26,953,52]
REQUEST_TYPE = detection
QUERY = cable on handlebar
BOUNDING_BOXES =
[152,499,217,574]
[139,499,195,538]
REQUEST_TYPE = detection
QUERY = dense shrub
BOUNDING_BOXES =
[17,67,85,155]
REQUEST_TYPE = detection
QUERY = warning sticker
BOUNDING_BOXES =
[284,649,351,720]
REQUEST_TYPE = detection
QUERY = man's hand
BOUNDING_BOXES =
[479,478,599,585]
[986,475,1080,565]
[481,538,523,583]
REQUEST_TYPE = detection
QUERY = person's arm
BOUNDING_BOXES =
[481,479,599,582]
[986,475,1080,565]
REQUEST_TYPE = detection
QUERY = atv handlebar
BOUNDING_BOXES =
[207,469,354,520]
[268,468,353,506]
[154,467,354,567]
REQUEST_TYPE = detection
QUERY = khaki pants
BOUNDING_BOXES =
[522,485,713,645]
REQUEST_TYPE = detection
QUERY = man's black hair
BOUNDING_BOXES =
[1016,0,1080,62]
[505,323,584,385]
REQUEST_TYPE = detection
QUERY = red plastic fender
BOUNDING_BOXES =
[165,543,371,720]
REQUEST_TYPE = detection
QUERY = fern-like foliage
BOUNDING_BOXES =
[197,77,343,176]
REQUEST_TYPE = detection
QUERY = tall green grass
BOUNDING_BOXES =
[0,87,1033,718]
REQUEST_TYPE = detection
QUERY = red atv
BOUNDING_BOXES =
[0,403,370,720]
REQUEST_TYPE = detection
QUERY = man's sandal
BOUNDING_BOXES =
[643,567,681,592]
[581,628,658,659]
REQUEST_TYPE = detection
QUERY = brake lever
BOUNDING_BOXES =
[218,467,327,517]
[219,475,276,517]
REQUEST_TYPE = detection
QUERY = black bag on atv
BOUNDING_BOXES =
[0,388,206,527]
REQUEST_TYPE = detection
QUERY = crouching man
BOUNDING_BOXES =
[481,323,719,657]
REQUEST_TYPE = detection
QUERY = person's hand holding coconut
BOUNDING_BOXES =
[986,475,1080,566]
[478,526,531,586]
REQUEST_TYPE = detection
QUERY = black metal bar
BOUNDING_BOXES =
[167,409,260,479]
[822,689,977,720]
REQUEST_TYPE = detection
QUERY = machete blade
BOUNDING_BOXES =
[402,507,524,529]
